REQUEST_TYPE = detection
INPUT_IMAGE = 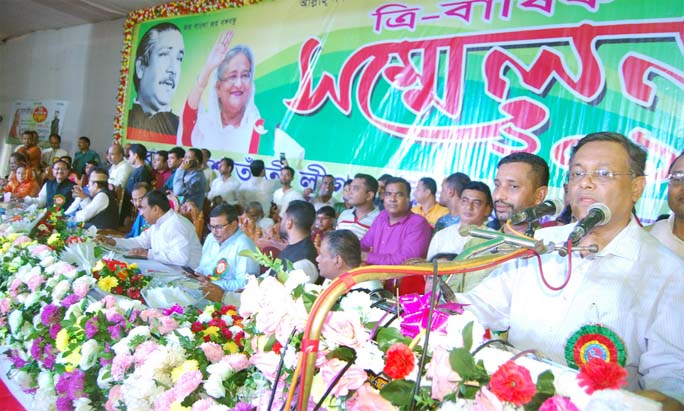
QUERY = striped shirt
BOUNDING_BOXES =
[336,207,380,239]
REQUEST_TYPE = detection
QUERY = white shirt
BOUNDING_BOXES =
[41,147,68,166]
[273,187,304,218]
[457,219,684,402]
[108,160,133,189]
[203,167,217,192]
[114,209,202,267]
[311,196,337,211]
[207,174,241,204]
[239,176,278,215]
[65,191,109,223]
[647,215,684,258]
[427,222,470,260]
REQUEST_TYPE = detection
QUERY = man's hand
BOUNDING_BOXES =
[200,282,225,302]
[128,248,148,258]
[73,185,88,199]
[95,235,115,246]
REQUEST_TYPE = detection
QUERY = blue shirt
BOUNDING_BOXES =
[434,213,460,232]
[73,149,101,175]
[126,213,148,238]
[196,229,259,292]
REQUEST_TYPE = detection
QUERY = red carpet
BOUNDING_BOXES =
[0,378,24,411]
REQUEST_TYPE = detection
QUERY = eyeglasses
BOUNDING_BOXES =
[567,169,634,184]
[669,172,684,186]
[207,223,229,231]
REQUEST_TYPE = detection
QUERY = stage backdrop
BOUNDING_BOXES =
[115,0,684,221]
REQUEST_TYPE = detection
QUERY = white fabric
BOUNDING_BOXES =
[65,191,108,223]
[427,222,470,260]
[41,147,68,166]
[311,196,337,211]
[208,174,241,204]
[239,176,278,214]
[108,160,133,189]
[336,207,380,240]
[457,218,684,402]
[648,215,684,258]
[273,187,304,218]
[203,167,217,192]
[292,259,319,284]
[115,209,202,267]
[188,71,260,153]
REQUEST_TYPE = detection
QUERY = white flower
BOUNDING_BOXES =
[175,326,193,339]
[40,256,56,268]
[8,310,23,335]
[13,370,33,390]
[73,397,93,411]
[65,303,83,320]
[79,339,100,370]
[585,390,627,411]
[85,300,103,313]
[221,314,234,326]
[198,310,213,323]
[37,370,53,390]
[204,374,226,398]
[97,366,113,389]
[284,269,309,292]
[355,343,385,374]
[117,298,142,313]
[437,400,472,411]
[283,345,297,369]
[340,291,373,318]
[229,325,242,335]
[51,279,70,302]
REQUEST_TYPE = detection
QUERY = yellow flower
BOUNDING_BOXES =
[171,359,199,383]
[226,309,237,316]
[202,326,220,338]
[47,232,61,246]
[97,276,119,292]
[63,351,81,372]
[1,243,10,253]
[93,260,105,271]
[6,233,19,242]
[56,328,70,352]
[203,305,216,316]
[169,402,190,411]
[223,341,239,354]
[127,263,138,270]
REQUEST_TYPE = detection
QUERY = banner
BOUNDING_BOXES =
[6,100,68,146]
[115,0,684,220]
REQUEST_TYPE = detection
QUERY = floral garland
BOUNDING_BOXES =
[113,0,264,141]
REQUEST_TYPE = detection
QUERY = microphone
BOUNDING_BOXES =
[509,198,564,225]
[460,224,547,253]
[567,203,611,245]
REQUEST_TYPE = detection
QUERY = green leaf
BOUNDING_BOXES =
[263,335,277,352]
[463,321,474,352]
[449,347,476,379]
[379,379,415,406]
[536,370,556,395]
[375,327,411,352]
[327,346,356,362]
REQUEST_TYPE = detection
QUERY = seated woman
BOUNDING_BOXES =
[4,165,39,199]
[1,152,27,192]
[65,169,119,229]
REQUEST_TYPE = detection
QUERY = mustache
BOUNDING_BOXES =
[159,77,176,88]
[494,200,514,209]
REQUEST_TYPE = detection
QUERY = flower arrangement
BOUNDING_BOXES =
[92,258,150,302]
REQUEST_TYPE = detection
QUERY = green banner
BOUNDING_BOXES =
[117,0,684,220]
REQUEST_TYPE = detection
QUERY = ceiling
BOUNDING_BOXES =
[0,0,173,42]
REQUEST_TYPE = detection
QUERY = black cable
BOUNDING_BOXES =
[269,327,297,411]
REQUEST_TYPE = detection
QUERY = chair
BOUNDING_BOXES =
[180,201,205,241]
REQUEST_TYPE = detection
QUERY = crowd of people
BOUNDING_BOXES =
[2,130,683,409]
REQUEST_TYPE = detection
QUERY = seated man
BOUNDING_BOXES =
[65,169,119,229]
[411,177,449,228]
[311,205,336,251]
[361,176,432,295]
[457,132,684,410]
[336,173,380,239]
[278,200,319,283]
[126,182,151,238]
[98,190,202,267]
[647,151,684,257]
[194,204,259,302]
[25,160,75,209]
[317,229,382,292]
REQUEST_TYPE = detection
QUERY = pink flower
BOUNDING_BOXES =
[0,298,10,314]
[111,353,133,381]
[225,353,250,372]
[105,385,123,411]
[472,386,505,411]
[155,316,178,335]
[13,235,31,245]
[72,279,92,298]
[173,369,203,399]
[103,295,117,308]
[425,346,461,400]
[321,311,369,350]
[55,263,76,276]
[540,395,580,411]
[201,342,225,363]
[30,244,51,256]
[27,274,45,292]
[9,278,23,297]
[140,308,163,323]
[250,351,282,383]
[154,390,177,411]
[488,361,536,406]
[320,358,367,397]
[274,299,309,346]
[134,341,159,366]
[346,383,395,411]
[192,398,223,411]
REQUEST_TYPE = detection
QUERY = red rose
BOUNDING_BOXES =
[489,361,536,406]
[191,322,204,333]
[221,328,233,339]
[577,358,627,394]
[113,286,124,295]
[383,343,415,380]
[272,341,283,354]
[203,335,211,342]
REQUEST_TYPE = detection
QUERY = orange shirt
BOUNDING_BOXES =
[411,203,449,227]
[16,146,42,171]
